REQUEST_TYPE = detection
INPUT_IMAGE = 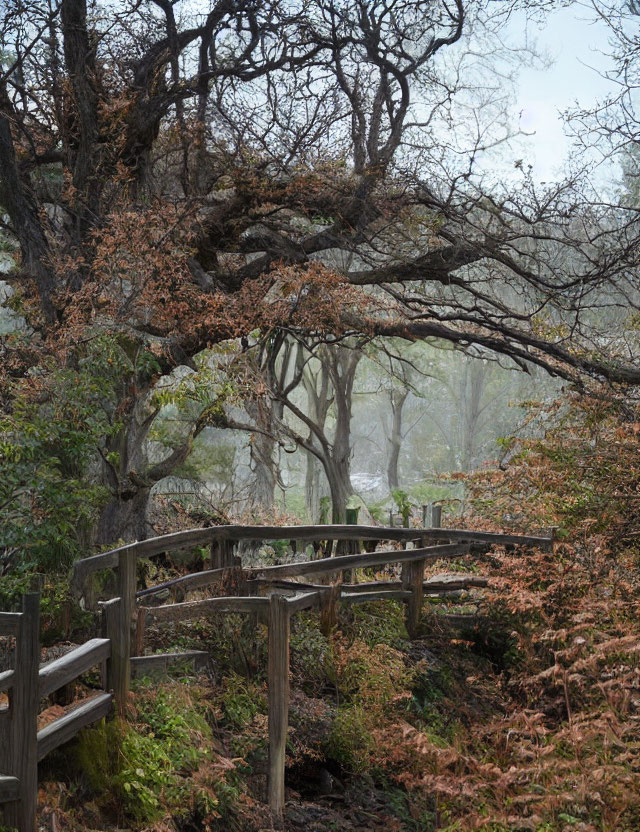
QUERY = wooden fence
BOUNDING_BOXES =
[0,593,114,831]
[1,520,553,829]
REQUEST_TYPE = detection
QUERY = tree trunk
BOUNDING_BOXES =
[246,398,277,510]
[95,389,201,545]
[96,486,152,545]
[386,388,408,492]
[304,449,326,523]
[324,454,353,524]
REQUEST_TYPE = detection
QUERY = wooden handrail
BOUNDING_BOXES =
[71,524,553,593]
[36,693,113,762]
[143,595,268,625]
[250,542,470,580]
[0,611,22,637]
[39,639,111,699]
[0,775,19,803]
[0,668,14,694]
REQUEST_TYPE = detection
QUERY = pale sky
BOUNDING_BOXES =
[510,3,625,182]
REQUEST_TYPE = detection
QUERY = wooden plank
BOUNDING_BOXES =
[251,543,470,580]
[0,775,19,803]
[118,550,136,711]
[0,612,22,637]
[342,589,411,603]
[4,592,40,832]
[267,594,290,821]
[256,578,327,592]
[136,566,229,599]
[101,597,127,717]
[210,539,234,569]
[39,639,111,699]
[424,575,488,591]
[286,591,322,613]
[130,651,209,679]
[405,559,426,639]
[71,524,552,592]
[36,693,113,762]
[144,595,269,625]
[134,607,147,657]
[341,581,401,592]
[70,525,436,586]
[0,669,14,694]
[423,528,552,549]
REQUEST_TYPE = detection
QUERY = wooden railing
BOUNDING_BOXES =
[1,520,553,829]
[0,593,114,832]
[70,523,552,604]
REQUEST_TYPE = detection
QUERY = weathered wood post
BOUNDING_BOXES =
[210,537,234,569]
[4,591,40,832]
[422,503,429,527]
[404,551,426,639]
[101,597,127,715]
[432,503,442,530]
[135,607,147,657]
[342,506,360,583]
[267,594,290,822]
[118,550,136,703]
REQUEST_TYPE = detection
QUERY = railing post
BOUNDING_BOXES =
[101,597,127,715]
[117,549,136,708]
[404,558,425,639]
[135,607,147,657]
[342,507,360,583]
[422,503,429,527]
[4,591,40,832]
[210,538,234,569]
[267,594,290,823]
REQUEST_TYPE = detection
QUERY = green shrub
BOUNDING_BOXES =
[326,703,375,771]
[216,671,266,729]
[290,612,332,692]
[345,600,407,648]
[74,684,216,824]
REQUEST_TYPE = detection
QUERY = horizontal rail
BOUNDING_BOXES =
[341,580,400,592]
[437,529,552,549]
[343,589,412,603]
[144,595,269,625]
[424,575,488,591]
[72,524,552,590]
[36,692,113,761]
[250,542,470,580]
[0,611,22,637]
[136,566,230,599]
[0,668,15,693]
[286,591,322,613]
[130,651,209,678]
[39,639,111,699]
[0,774,19,803]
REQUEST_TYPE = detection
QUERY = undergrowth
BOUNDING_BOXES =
[28,391,640,832]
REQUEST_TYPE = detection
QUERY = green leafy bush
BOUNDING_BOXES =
[74,684,219,824]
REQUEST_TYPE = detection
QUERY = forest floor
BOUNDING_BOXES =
[4,395,640,832]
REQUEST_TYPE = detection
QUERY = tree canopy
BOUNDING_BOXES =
[1,0,640,542]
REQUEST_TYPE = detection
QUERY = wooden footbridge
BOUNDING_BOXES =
[0,519,553,830]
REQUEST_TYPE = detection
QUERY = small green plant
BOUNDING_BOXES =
[327,703,374,771]
[392,488,414,526]
[346,600,407,648]
[216,671,266,728]
[319,496,331,524]
[74,684,217,824]
[290,613,332,692]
